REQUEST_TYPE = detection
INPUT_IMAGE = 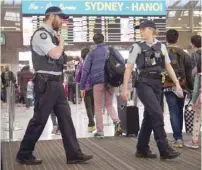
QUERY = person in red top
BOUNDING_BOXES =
[19,65,34,108]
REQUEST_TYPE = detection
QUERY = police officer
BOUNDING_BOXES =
[122,20,182,159]
[16,6,93,165]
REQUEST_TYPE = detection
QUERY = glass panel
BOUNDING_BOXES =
[166,0,179,7]
[193,10,202,31]
[14,0,21,4]
[167,10,190,30]
[176,0,190,7]
[3,0,13,4]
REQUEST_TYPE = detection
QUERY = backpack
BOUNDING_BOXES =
[164,47,186,87]
[105,47,125,87]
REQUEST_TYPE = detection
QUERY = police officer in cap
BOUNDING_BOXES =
[122,20,182,159]
[16,6,93,165]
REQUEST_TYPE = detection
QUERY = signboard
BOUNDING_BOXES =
[23,16,166,45]
[0,34,6,45]
[1,7,22,31]
[22,0,166,16]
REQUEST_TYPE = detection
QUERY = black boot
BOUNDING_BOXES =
[160,145,181,160]
[16,155,42,165]
[135,150,157,159]
[67,153,93,164]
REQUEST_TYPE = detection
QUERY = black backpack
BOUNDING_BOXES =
[165,47,185,84]
[105,47,125,87]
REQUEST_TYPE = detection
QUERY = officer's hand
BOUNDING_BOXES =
[56,34,64,44]
[122,88,129,101]
[80,90,86,98]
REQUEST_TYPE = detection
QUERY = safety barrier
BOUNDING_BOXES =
[3,82,22,141]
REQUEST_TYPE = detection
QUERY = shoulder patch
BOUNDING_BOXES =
[40,32,47,39]
[129,46,134,53]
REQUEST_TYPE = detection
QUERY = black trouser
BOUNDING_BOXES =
[136,80,168,153]
[17,75,81,160]
[22,89,29,108]
[84,89,95,127]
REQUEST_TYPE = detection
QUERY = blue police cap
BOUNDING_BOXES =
[45,6,69,19]
[135,19,156,30]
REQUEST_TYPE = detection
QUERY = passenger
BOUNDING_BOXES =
[26,79,34,109]
[80,33,122,138]
[164,29,193,148]
[184,35,201,149]
[76,48,96,133]
[19,65,34,108]
[122,20,181,159]
[16,6,93,165]
[190,35,201,78]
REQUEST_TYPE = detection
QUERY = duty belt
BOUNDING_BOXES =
[35,73,62,82]
[139,72,162,79]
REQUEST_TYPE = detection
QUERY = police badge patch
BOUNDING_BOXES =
[40,33,47,39]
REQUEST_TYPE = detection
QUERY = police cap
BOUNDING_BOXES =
[45,6,69,19]
[135,19,156,30]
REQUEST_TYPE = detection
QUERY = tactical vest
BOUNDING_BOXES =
[31,27,66,72]
[136,41,165,79]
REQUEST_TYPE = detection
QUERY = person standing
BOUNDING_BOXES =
[16,6,93,165]
[122,20,181,159]
[80,33,122,138]
[19,65,34,108]
[184,35,201,149]
[76,48,95,132]
[164,29,193,148]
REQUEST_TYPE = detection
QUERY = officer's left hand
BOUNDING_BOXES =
[80,90,86,98]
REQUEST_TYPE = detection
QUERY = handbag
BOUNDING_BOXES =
[184,98,195,134]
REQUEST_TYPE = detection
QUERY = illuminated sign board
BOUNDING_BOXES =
[22,0,166,16]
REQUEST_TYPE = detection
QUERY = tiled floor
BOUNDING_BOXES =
[1,96,188,141]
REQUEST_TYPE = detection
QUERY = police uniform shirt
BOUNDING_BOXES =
[127,38,171,65]
[32,24,62,75]
[32,24,57,56]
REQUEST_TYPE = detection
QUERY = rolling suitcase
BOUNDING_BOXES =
[117,88,139,137]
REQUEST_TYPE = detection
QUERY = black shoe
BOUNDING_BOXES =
[160,146,181,160]
[135,150,157,159]
[16,155,42,165]
[67,153,93,164]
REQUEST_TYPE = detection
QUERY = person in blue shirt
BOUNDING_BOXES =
[80,33,122,138]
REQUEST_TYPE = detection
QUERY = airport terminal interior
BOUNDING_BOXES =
[1,0,202,170]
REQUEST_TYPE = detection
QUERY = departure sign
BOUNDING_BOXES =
[22,0,166,46]
[23,16,166,45]
[22,0,166,16]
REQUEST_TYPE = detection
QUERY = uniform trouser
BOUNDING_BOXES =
[17,76,81,160]
[84,89,95,127]
[136,81,168,153]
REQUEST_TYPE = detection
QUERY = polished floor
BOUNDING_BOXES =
[2,136,201,170]
[1,96,187,141]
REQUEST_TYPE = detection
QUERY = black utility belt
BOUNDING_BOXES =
[35,73,62,82]
[139,73,162,79]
